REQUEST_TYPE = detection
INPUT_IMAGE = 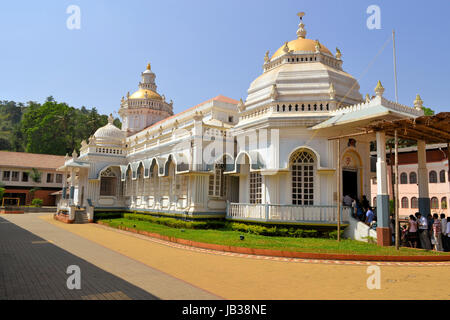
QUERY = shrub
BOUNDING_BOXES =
[0,187,4,203]
[328,230,344,240]
[94,212,124,221]
[226,221,324,238]
[31,198,43,207]
[122,213,225,230]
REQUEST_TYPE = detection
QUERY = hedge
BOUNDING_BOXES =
[122,213,226,230]
[227,222,343,239]
[94,212,124,221]
[95,212,344,239]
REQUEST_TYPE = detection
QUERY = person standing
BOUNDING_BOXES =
[366,207,375,226]
[431,214,443,251]
[343,194,353,207]
[361,195,370,213]
[407,215,418,248]
[446,217,450,252]
[415,212,431,250]
[441,214,448,252]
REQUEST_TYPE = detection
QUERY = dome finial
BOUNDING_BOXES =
[146,62,151,70]
[296,12,307,39]
[108,113,114,124]
[374,80,385,97]
[414,94,423,110]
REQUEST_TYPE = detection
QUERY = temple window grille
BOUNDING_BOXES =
[291,151,315,205]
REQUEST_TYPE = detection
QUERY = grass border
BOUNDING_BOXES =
[96,221,450,262]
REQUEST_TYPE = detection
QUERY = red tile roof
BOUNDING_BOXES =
[0,151,66,170]
[135,95,239,135]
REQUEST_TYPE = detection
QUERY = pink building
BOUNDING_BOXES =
[370,144,449,218]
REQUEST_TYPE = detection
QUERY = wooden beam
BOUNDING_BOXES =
[328,130,374,141]
[413,124,450,140]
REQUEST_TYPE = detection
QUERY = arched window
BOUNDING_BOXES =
[401,197,409,208]
[429,170,437,183]
[291,150,315,205]
[439,170,446,183]
[151,163,159,199]
[400,173,408,184]
[373,197,377,206]
[100,168,117,196]
[409,172,417,184]
[137,164,145,196]
[430,197,439,209]
[125,167,132,197]
[411,197,418,209]
[441,197,447,209]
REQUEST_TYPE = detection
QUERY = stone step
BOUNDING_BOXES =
[74,211,89,224]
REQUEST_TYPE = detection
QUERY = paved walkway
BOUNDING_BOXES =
[2,213,450,299]
[0,214,219,300]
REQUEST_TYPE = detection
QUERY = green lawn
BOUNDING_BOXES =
[99,218,449,256]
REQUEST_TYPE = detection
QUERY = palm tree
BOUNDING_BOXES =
[28,168,41,202]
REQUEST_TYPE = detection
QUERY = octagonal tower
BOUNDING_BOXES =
[118,63,174,136]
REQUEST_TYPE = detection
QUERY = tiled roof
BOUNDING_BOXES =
[135,95,239,135]
[0,151,66,170]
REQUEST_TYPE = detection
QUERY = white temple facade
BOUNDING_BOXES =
[57,12,424,239]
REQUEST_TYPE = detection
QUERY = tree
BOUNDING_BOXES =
[0,137,11,150]
[422,106,435,116]
[1,97,119,155]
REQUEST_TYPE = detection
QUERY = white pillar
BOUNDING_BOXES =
[417,140,430,215]
[376,131,391,245]
[192,114,203,171]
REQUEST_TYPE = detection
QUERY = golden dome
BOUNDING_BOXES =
[271,38,332,60]
[129,89,162,100]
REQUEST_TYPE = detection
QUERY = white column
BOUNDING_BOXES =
[376,132,389,228]
[417,140,430,215]
[192,114,203,171]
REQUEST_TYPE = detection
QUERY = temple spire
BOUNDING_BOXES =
[296,12,307,39]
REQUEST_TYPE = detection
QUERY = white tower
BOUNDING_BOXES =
[118,63,173,135]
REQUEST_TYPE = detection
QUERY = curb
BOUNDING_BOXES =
[96,221,450,262]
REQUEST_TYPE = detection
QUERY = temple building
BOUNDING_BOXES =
[57,12,440,245]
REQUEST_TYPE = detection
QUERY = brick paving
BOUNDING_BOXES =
[0,216,157,300]
[98,223,450,267]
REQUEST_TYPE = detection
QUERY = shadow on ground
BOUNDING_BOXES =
[0,216,158,300]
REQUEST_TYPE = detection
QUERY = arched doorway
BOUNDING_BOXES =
[341,149,362,200]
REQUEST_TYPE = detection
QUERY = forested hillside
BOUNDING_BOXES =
[0,96,121,155]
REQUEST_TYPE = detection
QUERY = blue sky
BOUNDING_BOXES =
[0,0,449,115]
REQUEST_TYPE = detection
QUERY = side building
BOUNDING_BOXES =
[0,151,66,206]
[370,144,449,217]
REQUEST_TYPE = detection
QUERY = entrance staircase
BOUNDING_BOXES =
[74,210,89,224]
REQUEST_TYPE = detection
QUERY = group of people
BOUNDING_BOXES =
[343,194,450,252]
[404,212,450,252]
[343,194,375,228]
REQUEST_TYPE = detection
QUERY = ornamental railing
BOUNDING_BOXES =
[227,202,351,224]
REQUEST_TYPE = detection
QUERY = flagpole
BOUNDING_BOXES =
[392,30,399,103]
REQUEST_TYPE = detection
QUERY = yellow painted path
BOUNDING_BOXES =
[42,215,450,300]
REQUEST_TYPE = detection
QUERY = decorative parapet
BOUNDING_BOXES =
[331,96,424,117]
[263,51,342,73]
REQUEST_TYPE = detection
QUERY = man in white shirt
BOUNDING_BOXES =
[415,212,432,250]
[343,194,353,207]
